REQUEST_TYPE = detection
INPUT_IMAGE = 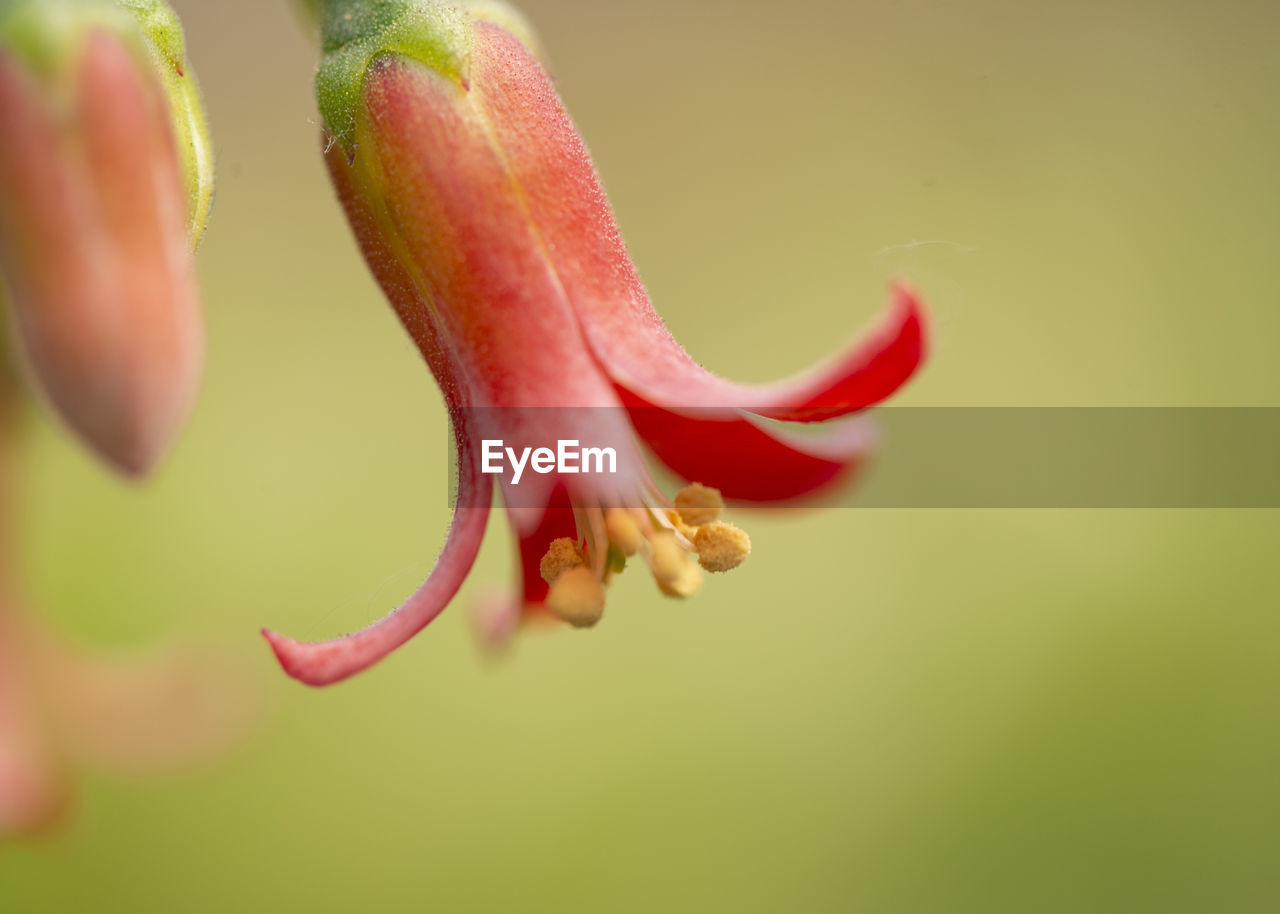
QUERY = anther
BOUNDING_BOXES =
[648,531,702,597]
[649,531,688,586]
[545,566,606,628]
[674,483,724,527]
[540,537,584,584]
[693,522,751,573]
[605,508,642,556]
[657,555,702,598]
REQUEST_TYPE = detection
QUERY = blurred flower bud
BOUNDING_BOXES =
[0,0,213,477]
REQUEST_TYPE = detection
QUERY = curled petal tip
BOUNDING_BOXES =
[261,626,286,660]
[263,626,377,689]
[888,279,930,360]
[261,504,490,686]
[263,440,491,687]
[260,628,328,688]
[747,281,929,421]
[263,626,376,689]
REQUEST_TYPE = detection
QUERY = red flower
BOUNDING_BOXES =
[265,10,926,686]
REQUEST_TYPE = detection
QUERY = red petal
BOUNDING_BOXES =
[604,285,926,422]
[262,435,491,686]
[467,22,926,422]
[621,395,876,502]
[510,487,579,608]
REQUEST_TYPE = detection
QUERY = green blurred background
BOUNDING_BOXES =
[4,0,1280,910]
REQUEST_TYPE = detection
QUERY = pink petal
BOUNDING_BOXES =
[0,617,68,838]
[358,54,622,410]
[262,434,492,686]
[29,631,259,776]
[468,588,522,653]
[466,22,927,422]
[622,394,877,502]
[323,128,461,399]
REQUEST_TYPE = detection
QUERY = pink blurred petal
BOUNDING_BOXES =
[469,589,522,654]
[0,37,202,477]
[0,616,69,838]
[30,633,259,776]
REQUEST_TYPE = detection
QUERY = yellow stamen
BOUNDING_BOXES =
[539,487,748,623]
[647,529,702,597]
[545,566,606,628]
[539,537,584,584]
[649,531,687,585]
[674,483,724,527]
[665,509,698,541]
[657,555,702,598]
[605,508,642,556]
[585,507,609,578]
[693,522,751,573]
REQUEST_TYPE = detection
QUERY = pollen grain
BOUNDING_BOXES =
[693,522,752,573]
[673,483,724,527]
[540,537,584,584]
[546,566,607,628]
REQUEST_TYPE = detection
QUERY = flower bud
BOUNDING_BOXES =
[0,0,213,476]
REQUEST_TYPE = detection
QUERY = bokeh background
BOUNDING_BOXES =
[4,0,1280,910]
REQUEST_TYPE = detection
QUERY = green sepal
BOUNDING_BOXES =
[310,0,540,152]
[119,0,214,246]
